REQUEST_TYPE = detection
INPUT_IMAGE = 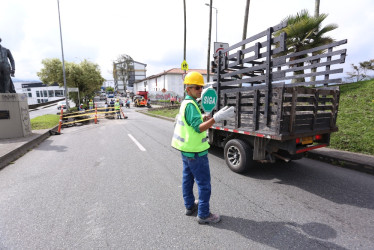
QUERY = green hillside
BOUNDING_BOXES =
[330,79,374,155]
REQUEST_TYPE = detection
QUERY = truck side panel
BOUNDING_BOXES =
[214,85,340,140]
[211,22,347,141]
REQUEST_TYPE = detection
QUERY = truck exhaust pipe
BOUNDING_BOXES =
[272,153,291,163]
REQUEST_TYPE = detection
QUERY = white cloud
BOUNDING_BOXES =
[1,0,373,81]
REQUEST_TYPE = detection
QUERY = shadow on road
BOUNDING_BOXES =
[211,215,347,250]
[208,146,374,210]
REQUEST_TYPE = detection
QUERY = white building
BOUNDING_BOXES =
[133,68,207,101]
[113,60,147,94]
[13,81,65,105]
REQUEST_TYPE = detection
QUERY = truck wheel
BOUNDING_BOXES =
[224,139,254,173]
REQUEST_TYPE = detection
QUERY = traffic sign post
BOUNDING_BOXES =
[181,60,189,71]
[201,87,218,113]
[68,87,80,108]
[214,42,229,56]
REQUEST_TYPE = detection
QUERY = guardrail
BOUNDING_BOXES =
[56,104,127,134]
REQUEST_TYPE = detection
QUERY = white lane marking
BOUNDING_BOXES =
[128,134,146,151]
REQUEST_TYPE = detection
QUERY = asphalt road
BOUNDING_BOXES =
[29,101,75,119]
[0,107,373,249]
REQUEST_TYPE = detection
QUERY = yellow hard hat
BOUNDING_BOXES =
[184,71,205,86]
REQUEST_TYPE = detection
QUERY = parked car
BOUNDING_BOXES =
[100,93,107,100]
[57,101,66,110]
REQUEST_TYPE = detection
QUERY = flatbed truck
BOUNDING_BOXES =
[208,22,347,173]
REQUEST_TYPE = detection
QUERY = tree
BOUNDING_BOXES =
[347,59,374,82]
[37,58,105,105]
[274,9,338,83]
[106,87,114,93]
[113,54,134,93]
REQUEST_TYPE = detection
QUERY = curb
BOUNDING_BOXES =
[136,109,175,122]
[0,125,58,170]
[306,148,374,175]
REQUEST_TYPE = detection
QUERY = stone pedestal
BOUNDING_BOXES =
[0,93,32,139]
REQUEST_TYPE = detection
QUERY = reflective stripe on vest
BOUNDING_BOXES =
[177,119,185,126]
[171,100,210,152]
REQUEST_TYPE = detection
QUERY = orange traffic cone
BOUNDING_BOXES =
[95,104,98,124]
[57,107,63,134]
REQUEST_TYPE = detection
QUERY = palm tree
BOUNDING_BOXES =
[274,9,338,83]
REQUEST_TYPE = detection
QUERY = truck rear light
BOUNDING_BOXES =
[295,138,301,144]
[314,134,323,141]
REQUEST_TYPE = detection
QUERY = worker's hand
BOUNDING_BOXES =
[213,106,235,123]
[203,114,211,122]
[10,70,15,77]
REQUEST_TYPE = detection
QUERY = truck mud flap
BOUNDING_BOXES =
[253,137,268,160]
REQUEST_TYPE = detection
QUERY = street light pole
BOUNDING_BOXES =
[57,0,69,111]
[205,3,218,42]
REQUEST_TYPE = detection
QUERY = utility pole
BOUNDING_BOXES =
[314,0,320,17]
[241,0,251,51]
[57,0,69,111]
[183,0,187,97]
[207,0,213,82]
[239,0,250,84]
[183,0,187,66]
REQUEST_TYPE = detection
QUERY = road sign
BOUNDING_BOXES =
[214,42,229,56]
[201,87,218,113]
[181,60,189,71]
[68,88,79,92]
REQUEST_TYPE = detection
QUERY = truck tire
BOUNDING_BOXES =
[224,139,254,173]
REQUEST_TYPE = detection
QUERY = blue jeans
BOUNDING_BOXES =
[181,153,211,218]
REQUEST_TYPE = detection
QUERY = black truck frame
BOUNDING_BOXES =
[208,22,347,172]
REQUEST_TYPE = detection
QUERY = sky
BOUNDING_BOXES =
[1,0,373,82]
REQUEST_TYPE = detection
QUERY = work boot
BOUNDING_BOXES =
[185,200,198,216]
[197,213,221,224]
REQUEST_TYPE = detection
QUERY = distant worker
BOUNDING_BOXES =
[104,101,108,116]
[89,99,93,110]
[171,71,235,224]
[115,99,121,119]
[110,99,114,111]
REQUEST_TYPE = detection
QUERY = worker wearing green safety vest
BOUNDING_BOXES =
[171,71,235,224]
[89,99,93,110]
[115,99,121,119]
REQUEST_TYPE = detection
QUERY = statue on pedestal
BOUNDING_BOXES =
[0,38,16,93]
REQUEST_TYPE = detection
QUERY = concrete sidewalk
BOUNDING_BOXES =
[1,122,374,174]
[0,126,58,169]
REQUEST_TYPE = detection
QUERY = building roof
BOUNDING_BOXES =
[134,68,207,84]
[166,68,207,75]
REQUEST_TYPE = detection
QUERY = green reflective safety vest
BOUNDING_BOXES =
[115,102,120,110]
[171,100,210,153]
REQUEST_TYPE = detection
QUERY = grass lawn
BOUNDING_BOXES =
[31,114,60,130]
[330,79,374,155]
[147,108,179,118]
